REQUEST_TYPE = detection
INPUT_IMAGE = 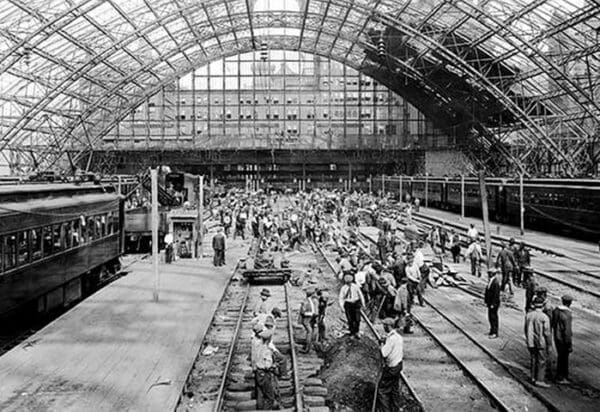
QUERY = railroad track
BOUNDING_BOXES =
[312,240,425,412]
[383,206,600,300]
[355,232,554,412]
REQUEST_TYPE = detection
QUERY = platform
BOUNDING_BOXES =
[0,237,251,412]
[412,206,600,266]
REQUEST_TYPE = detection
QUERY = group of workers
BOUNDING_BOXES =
[204,187,576,410]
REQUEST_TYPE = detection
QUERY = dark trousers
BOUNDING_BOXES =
[234,225,245,240]
[501,269,514,293]
[301,316,316,352]
[408,280,423,306]
[470,258,480,277]
[513,268,522,287]
[213,248,225,266]
[555,344,570,380]
[255,369,277,409]
[487,306,499,335]
[344,301,361,335]
[378,362,403,412]
[317,315,326,342]
[528,347,547,383]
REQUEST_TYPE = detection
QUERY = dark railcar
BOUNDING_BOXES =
[0,184,124,318]
[405,177,600,240]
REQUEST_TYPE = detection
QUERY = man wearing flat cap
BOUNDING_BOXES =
[551,294,573,384]
[377,318,404,412]
[484,268,501,339]
[525,296,552,387]
[254,288,273,317]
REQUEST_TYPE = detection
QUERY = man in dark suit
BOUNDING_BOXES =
[212,227,226,266]
[484,268,501,339]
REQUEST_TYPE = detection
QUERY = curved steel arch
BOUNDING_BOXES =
[0,0,597,175]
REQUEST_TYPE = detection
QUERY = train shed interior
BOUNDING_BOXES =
[0,1,599,412]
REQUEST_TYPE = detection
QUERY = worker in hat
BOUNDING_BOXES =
[484,268,501,339]
[338,273,366,338]
[254,328,279,409]
[523,267,537,312]
[212,226,226,266]
[524,296,552,387]
[376,317,404,412]
[254,288,273,316]
[299,286,318,353]
[551,295,573,384]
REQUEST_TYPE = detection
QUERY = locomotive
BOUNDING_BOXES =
[0,183,124,319]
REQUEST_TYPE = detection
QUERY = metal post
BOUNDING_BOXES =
[117,176,122,196]
[151,169,159,302]
[478,172,492,268]
[369,175,372,195]
[460,174,465,219]
[381,174,385,196]
[519,173,524,235]
[424,173,429,208]
[399,175,403,202]
[348,163,352,192]
[199,175,204,258]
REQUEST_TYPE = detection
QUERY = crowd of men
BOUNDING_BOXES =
[204,187,575,409]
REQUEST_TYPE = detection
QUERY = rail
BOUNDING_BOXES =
[284,282,304,412]
[392,209,600,300]
[356,232,557,412]
[213,283,251,412]
[312,241,424,412]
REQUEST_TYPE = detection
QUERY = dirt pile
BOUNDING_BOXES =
[320,336,380,411]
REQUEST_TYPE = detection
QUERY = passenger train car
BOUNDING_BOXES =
[0,184,124,319]
[398,177,600,240]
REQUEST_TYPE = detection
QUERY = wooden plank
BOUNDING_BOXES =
[0,237,250,412]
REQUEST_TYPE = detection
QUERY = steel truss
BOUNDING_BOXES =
[0,0,597,176]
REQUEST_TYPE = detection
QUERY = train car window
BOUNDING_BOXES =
[95,216,103,238]
[17,231,29,265]
[4,235,17,270]
[100,215,107,237]
[53,224,63,252]
[72,219,80,247]
[43,226,53,256]
[31,228,42,261]
[87,217,95,241]
[64,223,73,249]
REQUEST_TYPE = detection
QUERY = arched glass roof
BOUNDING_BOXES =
[0,0,598,175]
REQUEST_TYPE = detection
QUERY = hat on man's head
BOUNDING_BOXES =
[561,294,573,304]
[343,274,354,283]
[381,318,396,327]
[260,288,271,297]
[271,307,282,318]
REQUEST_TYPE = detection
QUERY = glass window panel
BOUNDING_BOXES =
[17,231,29,265]
[31,228,42,260]
[4,235,17,270]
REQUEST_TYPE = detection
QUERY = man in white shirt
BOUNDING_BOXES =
[467,223,479,241]
[405,254,423,307]
[338,274,366,337]
[377,317,404,411]
[466,238,483,277]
